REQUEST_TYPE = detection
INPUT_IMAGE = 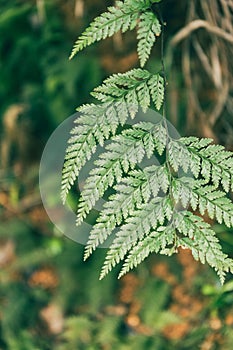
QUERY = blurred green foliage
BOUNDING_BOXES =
[0,1,233,349]
[0,0,102,140]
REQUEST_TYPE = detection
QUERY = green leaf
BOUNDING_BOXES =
[174,211,233,284]
[62,1,233,285]
[137,12,161,67]
[77,121,167,224]
[100,196,173,279]
[69,0,151,59]
[92,69,164,112]
[173,177,233,227]
[118,225,175,278]
[84,165,169,260]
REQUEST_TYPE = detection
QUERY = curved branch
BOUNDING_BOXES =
[170,19,233,48]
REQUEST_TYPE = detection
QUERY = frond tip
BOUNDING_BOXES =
[137,12,161,67]
[69,0,161,67]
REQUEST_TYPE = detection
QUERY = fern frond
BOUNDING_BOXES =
[99,196,172,279]
[61,103,114,203]
[62,0,233,284]
[91,69,164,112]
[174,211,233,284]
[76,121,167,225]
[172,177,233,227]
[176,137,233,190]
[61,69,164,204]
[84,165,169,260]
[76,129,147,225]
[119,210,233,284]
[118,225,175,279]
[69,0,151,59]
[137,11,161,67]
[148,74,165,111]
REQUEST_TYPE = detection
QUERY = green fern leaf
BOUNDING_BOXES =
[137,11,161,67]
[99,196,173,279]
[174,211,233,284]
[61,103,115,204]
[91,69,164,112]
[61,69,164,204]
[84,165,169,260]
[179,137,233,189]
[62,0,233,284]
[76,121,167,225]
[148,74,165,111]
[118,225,175,278]
[172,177,233,227]
[69,0,151,59]
[118,209,233,284]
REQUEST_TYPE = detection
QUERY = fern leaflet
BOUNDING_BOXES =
[118,225,175,279]
[70,0,160,68]
[76,121,167,225]
[174,211,233,284]
[100,196,173,280]
[61,69,164,204]
[137,11,161,67]
[84,165,169,260]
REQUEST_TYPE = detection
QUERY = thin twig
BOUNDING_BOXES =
[210,44,222,88]
[209,81,229,126]
[219,0,233,32]
[193,38,214,84]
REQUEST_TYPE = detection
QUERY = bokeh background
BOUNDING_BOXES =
[0,1,233,349]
